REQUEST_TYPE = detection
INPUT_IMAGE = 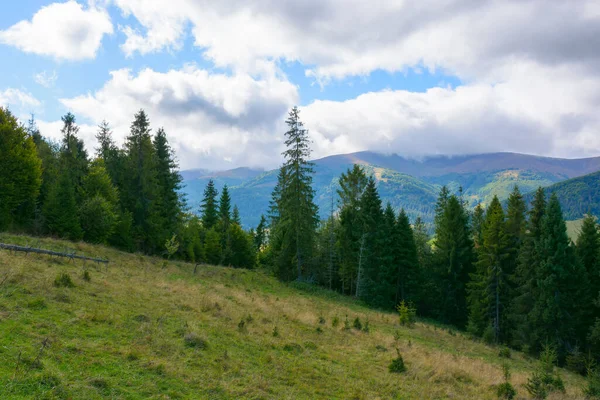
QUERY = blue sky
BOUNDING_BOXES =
[0,1,599,170]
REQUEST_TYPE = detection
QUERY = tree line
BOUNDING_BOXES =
[3,105,600,371]
[0,106,255,268]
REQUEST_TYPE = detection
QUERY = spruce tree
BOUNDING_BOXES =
[576,214,600,312]
[232,205,241,226]
[80,160,119,244]
[467,196,510,342]
[201,179,219,230]
[337,165,368,294]
[44,172,83,240]
[219,185,232,227]
[510,187,546,351]
[0,107,42,230]
[269,107,319,281]
[374,203,397,308]
[530,194,590,355]
[433,193,474,328]
[395,209,421,306]
[59,112,89,202]
[254,215,267,250]
[357,176,383,302]
[153,127,183,241]
[122,109,162,252]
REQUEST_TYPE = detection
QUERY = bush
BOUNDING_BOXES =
[272,326,279,337]
[565,346,587,375]
[498,347,511,359]
[82,270,91,282]
[389,349,406,373]
[362,320,370,333]
[238,319,247,333]
[526,346,565,399]
[54,272,75,288]
[397,301,416,327]
[482,325,495,344]
[353,317,362,330]
[184,332,208,349]
[497,364,517,399]
[585,366,600,398]
[332,316,339,328]
[318,316,326,324]
[343,316,351,331]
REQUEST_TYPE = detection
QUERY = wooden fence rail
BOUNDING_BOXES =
[0,243,109,264]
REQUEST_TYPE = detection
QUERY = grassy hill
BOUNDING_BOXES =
[0,234,586,399]
[182,152,600,228]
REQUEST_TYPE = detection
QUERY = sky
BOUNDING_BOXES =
[1,0,599,171]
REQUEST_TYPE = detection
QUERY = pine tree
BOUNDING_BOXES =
[232,205,241,226]
[269,107,319,281]
[396,209,421,306]
[472,203,485,249]
[530,194,590,355]
[337,165,368,294]
[510,187,546,351]
[201,179,219,230]
[228,224,255,269]
[374,203,397,308]
[357,176,383,302]
[80,160,119,243]
[219,185,232,227]
[122,109,162,252]
[576,214,600,311]
[59,112,89,202]
[433,193,474,328]
[44,172,82,240]
[153,127,183,241]
[467,196,510,342]
[254,215,267,250]
[204,228,222,265]
[0,107,42,230]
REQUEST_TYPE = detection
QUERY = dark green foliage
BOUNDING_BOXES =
[525,346,565,399]
[254,215,267,251]
[201,179,219,230]
[269,107,319,281]
[0,108,42,231]
[353,317,362,330]
[496,364,516,399]
[44,172,83,240]
[228,224,255,269]
[577,214,600,322]
[433,192,473,328]
[585,366,600,399]
[388,349,406,373]
[498,347,511,359]
[232,205,241,226]
[54,272,75,288]
[83,270,91,282]
[204,228,222,265]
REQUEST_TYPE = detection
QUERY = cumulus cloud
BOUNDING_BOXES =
[0,89,41,109]
[0,1,113,61]
[59,65,298,169]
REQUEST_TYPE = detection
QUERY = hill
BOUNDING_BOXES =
[522,171,600,221]
[181,151,600,228]
[0,234,586,399]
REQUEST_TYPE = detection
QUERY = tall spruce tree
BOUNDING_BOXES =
[232,205,241,226]
[357,176,383,302]
[374,203,398,308]
[530,194,590,355]
[337,165,368,294]
[153,127,183,241]
[467,196,510,342]
[269,107,319,281]
[122,109,162,252]
[59,112,89,202]
[577,214,600,312]
[0,108,42,230]
[396,209,421,305]
[201,179,219,230]
[510,187,546,351]
[219,185,233,265]
[254,215,267,250]
[433,193,474,328]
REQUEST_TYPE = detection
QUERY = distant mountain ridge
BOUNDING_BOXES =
[181,151,600,228]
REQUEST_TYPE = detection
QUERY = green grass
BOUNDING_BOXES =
[566,218,585,242]
[0,233,586,399]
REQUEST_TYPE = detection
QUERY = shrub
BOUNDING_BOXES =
[496,364,516,399]
[238,319,247,333]
[585,365,600,399]
[526,346,565,399]
[184,332,208,349]
[362,320,370,333]
[54,272,75,288]
[353,317,362,330]
[565,346,587,375]
[389,349,406,373]
[82,270,91,282]
[482,325,495,344]
[498,347,511,359]
[343,316,351,331]
[397,301,416,327]
[332,316,339,328]
[272,326,279,337]
[315,326,323,334]
[318,316,326,324]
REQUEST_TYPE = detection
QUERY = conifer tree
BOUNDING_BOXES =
[467,196,510,342]
[219,185,232,227]
[254,215,267,250]
[0,107,42,230]
[269,107,319,281]
[576,214,600,311]
[510,187,546,350]
[357,176,383,302]
[80,160,119,244]
[337,165,368,294]
[153,127,183,241]
[472,203,485,249]
[396,209,421,305]
[232,205,241,226]
[530,194,590,355]
[204,228,222,265]
[433,193,474,328]
[374,203,398,308]
[201,179,219,230]
[44,172,83,240]
[59,112,89,202]
[122,109,162,252]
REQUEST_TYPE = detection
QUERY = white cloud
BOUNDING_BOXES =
[0,88,41,109]
[59,65,298,169]
[34,71,58,88]
[0,1,113,61]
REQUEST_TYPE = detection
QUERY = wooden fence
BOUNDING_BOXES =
[0,243,109,264]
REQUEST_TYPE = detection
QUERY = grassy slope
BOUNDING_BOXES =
[0,234,586,399]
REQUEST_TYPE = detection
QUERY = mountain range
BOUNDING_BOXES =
[181,151,600,228]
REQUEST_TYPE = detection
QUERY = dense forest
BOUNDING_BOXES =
[2,105,600,382]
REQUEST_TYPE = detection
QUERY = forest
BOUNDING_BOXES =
[2,105,600,394]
